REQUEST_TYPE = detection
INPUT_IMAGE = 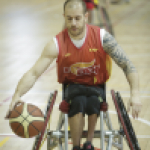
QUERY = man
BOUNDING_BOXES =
[6,0,142,150]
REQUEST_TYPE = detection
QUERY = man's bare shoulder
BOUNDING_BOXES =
[43,38,58,59]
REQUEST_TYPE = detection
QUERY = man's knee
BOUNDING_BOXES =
[68,96,86,117]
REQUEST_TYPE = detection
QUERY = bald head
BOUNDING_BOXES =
[63,0,88,39]
[64,0,87,14]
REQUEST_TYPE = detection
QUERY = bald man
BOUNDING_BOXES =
[6,0,142,150]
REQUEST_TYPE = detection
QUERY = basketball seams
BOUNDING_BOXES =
[9,103,44,138]
[18,105,42,124]
[29,121,44,133]
[22,104,44,138]
[15,123,25,137]
[14,109,28,120]
[11,122,22,133]
[12,110,36,137]
[9,109,21,118]
[9,117,27,138]
[28,105,43,116]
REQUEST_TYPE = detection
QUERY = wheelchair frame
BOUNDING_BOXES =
[32,88,141,150]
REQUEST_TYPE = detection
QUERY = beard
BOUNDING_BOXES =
[68,23,85,37]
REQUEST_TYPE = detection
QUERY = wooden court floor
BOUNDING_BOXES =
[0,0,150,149]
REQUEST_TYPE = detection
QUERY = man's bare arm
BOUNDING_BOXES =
[103,31,142,118]
[7,39,58,112]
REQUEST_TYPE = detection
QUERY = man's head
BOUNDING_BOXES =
[64,0,88,38]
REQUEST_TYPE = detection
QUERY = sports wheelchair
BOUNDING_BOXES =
[32,84,141,150]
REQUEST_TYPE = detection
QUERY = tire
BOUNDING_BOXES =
[32,91,58,150]
[98,7,115,36]
[111,90,141,150]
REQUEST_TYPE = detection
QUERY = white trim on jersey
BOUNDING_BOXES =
[53,29,106,55]
[53,37,59,52]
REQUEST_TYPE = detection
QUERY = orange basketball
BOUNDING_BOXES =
[8,102,44,138]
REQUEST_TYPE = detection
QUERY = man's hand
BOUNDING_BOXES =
[127,95,142,119]
[5,95,23,119]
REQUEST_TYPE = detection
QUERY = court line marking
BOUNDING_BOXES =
[0,137,10,147]
[137,135,150,138]
[0,96,11,106]
[113,0,149,26]
[108,110,150,127]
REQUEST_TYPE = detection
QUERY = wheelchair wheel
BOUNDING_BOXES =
[111,90,141,150]
[32,91,58,150]
[99,7,115,36]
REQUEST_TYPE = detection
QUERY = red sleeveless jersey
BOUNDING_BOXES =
[56,25,111,85]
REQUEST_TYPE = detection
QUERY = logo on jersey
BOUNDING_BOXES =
[65,53,71,57]
[89,48,98,52]
[64,59,100,76]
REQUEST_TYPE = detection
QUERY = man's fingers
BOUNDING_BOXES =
[5,103,14,119]
[134,108,138,119]
[5,111,11,119]
[132,104,142,119]
[127,101,131,112]
[132,108,135,119]
[5,100,23,119]
[138,104,142,113]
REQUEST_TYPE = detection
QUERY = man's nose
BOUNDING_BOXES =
[71,18,76,26]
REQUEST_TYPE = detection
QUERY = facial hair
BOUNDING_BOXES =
[68,22,85,37]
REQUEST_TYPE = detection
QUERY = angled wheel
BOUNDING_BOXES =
[99,7,115,36]
[111,90,141,150]
[32,91,58,150]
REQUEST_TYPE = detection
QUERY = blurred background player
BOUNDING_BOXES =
[97,0,114,35]
[84,0,114,35]
[83,0,95,24]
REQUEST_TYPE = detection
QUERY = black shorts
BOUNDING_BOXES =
[68,95,103,117]
[64,83,105,117]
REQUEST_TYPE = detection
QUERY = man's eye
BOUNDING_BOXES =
[76,17,80,20]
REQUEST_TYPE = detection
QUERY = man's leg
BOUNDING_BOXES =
[82,95,101,150]
[69,113,84,147]
[68,95,87,148]
[86,95,101,142]
[87,114,98,142]
[82,114,97,150]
